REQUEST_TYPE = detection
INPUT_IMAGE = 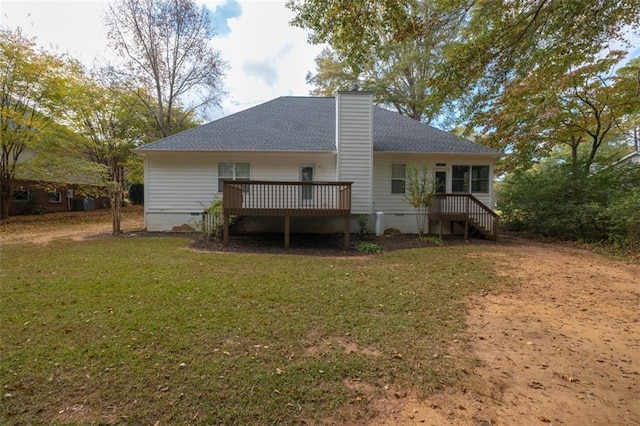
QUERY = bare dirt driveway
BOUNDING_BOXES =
[377,240,640,425]
[2,211,638,425]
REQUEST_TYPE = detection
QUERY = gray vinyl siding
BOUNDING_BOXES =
[336,92,373,214]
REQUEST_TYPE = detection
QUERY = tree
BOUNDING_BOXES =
[289,0,640,128]
[498,157,640,248]
[105,0,226,138]
[452,1,640,110]
[0,28,76,220]
[298,1,466,123]
[404,164,436,238]
[65,73,147,234]
[614,57,640,152]
[477,52,640,173]
[307,41,453,123]
[306,48,357,97]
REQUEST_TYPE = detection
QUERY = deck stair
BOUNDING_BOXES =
[429,194,500,240]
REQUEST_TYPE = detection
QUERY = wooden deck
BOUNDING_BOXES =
[222,180,353,248]
[429,194,500,240]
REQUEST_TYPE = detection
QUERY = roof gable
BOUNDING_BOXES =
[136,96,498,155]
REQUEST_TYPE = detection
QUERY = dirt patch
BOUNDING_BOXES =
[1,206,144,244]
[372,238,640,425]
[305,335,383,358]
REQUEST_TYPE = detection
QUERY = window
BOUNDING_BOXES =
[47,191,62,203]
[12,190,30,201]
[471,166,490,193]
[218,162,250,192]
[452,166,470,192]
[452,165,490,193]
[391,164,406,194]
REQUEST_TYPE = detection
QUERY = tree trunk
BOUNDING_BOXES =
[110,188,123,235]
[0,174,13,220]
[1,187,11,220]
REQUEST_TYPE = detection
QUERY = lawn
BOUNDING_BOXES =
[0,236,504,424]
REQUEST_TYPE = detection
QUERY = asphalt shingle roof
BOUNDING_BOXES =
[136,96,498,155]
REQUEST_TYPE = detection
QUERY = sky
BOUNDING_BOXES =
[0,0,326,121]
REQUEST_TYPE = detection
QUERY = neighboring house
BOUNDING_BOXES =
[612,151,640,168]
[134,91,501,246]
[7,147,110,216]
[10,180,110,215]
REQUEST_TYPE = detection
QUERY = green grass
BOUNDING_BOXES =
[0,237,504,424]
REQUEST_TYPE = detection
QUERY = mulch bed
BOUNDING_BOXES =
[188,232,497,256]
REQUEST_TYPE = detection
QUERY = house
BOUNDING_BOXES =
[134,91,501,246]
[612,150,640,168]
[8,147,110,216]
[10,180,109,215]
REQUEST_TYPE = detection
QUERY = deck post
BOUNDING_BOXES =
[344,215,350,249]
[464,219,469,242]
[284,215,290,249]
[223,214,229,247]
[439,219,443,239]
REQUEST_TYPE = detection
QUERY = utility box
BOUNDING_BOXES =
[375,211,384,236]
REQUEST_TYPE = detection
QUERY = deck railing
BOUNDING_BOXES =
[221,180,353,248]
[222,180,352,217]
[429,194,500,240]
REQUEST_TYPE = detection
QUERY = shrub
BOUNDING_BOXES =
[498,161,640,250]
[128,183,144,204]
[404,164,436,238]
[194,197,224,242]
[357,214,370,236]
[357,242,383,254]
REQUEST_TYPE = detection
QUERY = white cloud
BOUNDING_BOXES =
[2,1,110,66]
[208,1,325,118]
[208,0,243,37]
[243,58,278,87]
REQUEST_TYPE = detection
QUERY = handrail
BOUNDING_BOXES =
[430,194,500,240]
[222,180,353,217]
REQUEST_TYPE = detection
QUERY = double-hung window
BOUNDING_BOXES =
[218,162,250,193]
[391,164,406,194]
[452,165,490,193]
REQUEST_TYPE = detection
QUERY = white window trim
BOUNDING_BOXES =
[391,163,406,195]
[218,161,251,193]
[47,191,62,203]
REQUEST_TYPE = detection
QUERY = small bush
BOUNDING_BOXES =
[357,215,370,236]
[128,183,144,204]
[193,197,224,242]
[421,236,445,246]
[357,242,383,254]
